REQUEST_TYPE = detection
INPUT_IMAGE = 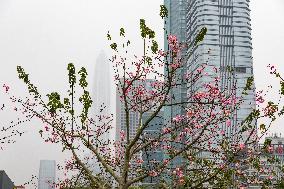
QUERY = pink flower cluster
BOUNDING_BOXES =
[2,84,9,93]
[149,170,158,177]
[120,130,125,140]
[173,167,185,185]
[172,115,183,123]
[168,34,179,54]
[162,127,171,134]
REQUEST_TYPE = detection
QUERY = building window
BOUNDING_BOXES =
[235,67,247,73]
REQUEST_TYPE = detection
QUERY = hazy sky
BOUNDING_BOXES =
[0,0,283,187]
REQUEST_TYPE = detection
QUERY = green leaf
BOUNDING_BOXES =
[39,130,43,137]
[127,40,131,46]
[67,63,76,87]
[78,67,88,88]
[194,27,207,46]
[17,66,40,98]
[110,43,117,51]
[242,76,254,95]
[17,66,29,83]
[151,40,158,54]
[160,5,168,19]
[47,92,64,114]
[140,19,147,38]
[140,19,155,39]
[145,56,152,65]
[260,123,266,131]
[107,31,111,40]
[79,90,93,125]
[120,28,125,37]
[280,81,284,95]
[148,29,155,39]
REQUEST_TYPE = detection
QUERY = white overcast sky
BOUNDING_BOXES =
[0,0,283,187]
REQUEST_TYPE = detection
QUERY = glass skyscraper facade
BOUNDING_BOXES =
[164,0,188,169]
[115,79,164,186]
[38,160,56,189]
[164,0,187,124]
[141,110,164,186]
[164,0,256,167]
[186,0,256,141]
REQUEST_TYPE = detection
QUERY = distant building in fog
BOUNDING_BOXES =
[116,79,164,186]
[91,51,112,174]
[93,51,112,142]
[0,170,15,189]
[38,160,56,189]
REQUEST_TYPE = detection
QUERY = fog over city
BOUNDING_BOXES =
[0,0,283,186]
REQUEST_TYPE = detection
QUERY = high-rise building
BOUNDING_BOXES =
[164,0,188,170]
[164,0,187,126]
[186,0,256,142]
[244,134,284,188]
[116,79,164,185]
[0,170,15,189]
[116,79,163,143]
[89,51,113,174]
[38,160,56,189]
[93,50,112,144]
[163,0,256,179]
[141,110,164,187]
[116,79,140,143]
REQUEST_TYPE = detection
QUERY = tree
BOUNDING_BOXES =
[5,5,284,189]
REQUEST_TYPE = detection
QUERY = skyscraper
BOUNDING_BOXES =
[0,170,15,189]
[141,110,164,187]
[38,160,56,189]
[164,0,256,171]
[186,0,256,141]
[116,79,159,143]
[115,79,164,185]
[163,0,188,170]
[88,51,112,174]
[93,50,112,144]
[164,0,187,125]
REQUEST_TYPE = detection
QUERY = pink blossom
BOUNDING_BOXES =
[178,178,185,185]
[172,115,183,123]
[163,159,169,165]
[2,84,10,93]
[224,110,230,116]
[226,120,231,127]
[268,146,274,153]
[45,125,49,131]
[174,167,184,178]
[136,159,144,165]
[120,130,125,140]
[256,96,264,104]
[168,35,179,53]
[239,143,245,150]
[158,50,166,56]
[168,35,177,44]
[170,63,180,69]
[162,127,171,134]
[149,170,158,177]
